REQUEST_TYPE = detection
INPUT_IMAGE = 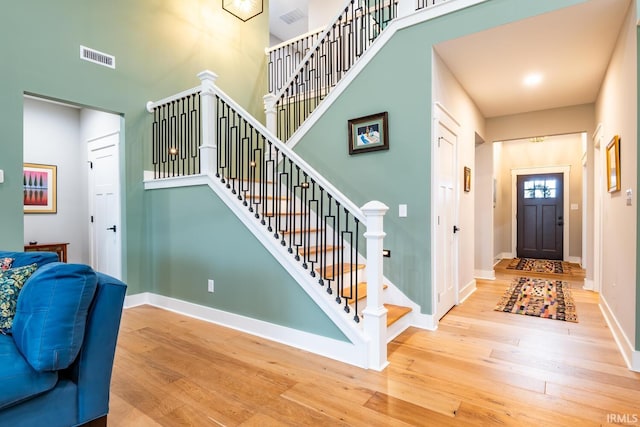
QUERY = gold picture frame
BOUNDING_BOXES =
[463,166,471,192]
[23,163,57,214]
[606,135,621,193]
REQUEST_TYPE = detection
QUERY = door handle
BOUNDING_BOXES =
[453,225,460,233]
[557,222,564,226]
[107,225,117,232]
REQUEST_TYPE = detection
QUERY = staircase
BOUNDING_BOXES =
[143,0,464,369]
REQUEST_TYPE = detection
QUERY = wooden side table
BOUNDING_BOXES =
[24,242,69,263]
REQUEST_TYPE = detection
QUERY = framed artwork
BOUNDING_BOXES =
[23,163,57,214]
[464,166,471,192]
[606,135,621,193]
[348,112,389,155]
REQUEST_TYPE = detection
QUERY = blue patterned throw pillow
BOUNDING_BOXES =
[1,258,13,272]
[0,263,38,333]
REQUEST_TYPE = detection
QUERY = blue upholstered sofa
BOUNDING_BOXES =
[0,251,127,427]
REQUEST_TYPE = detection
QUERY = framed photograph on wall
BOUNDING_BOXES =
[348,112,389,155]
[23,163,57,214]
[606,135,621,193]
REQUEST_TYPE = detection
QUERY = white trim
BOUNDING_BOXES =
[582,278,594,291]
[143,173,209,190]
[124,292,152,308]
[510,166,571,260]
[411,312,437,331]
[497,252,514,260]
[146,86,201,112]
[123,293,368,369]
[599,295,640,372]
[592,124,604,293]
[567,256,581,264]
[284,0,489,152]
[458,279,477,303]
[474,269,495,280]
[265,27,324,54]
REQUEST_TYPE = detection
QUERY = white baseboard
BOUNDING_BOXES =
[582,278,594,291]
[459,280,477,303]
[411,311,436,331]
[123,293,368,369]
[599,295,640,372]
[567,256,581,264]
[497,252,514,260]
[475,269,495,280]
[124,292,152,308]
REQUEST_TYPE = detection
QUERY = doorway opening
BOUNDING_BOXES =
[23,95,123,279]
[516,172,564,260]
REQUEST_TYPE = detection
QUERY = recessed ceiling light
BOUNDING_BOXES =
[523,73,543,87]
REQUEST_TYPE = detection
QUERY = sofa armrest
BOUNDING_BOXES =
[66,273,126,425]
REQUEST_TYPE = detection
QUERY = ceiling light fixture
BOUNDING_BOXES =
[523,73,543,87]
[222,0,264,22]
[529,136,546,143]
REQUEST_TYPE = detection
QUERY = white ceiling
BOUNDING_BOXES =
[435,0,632,118]
[269,0,309,43]
[270,0,632,118]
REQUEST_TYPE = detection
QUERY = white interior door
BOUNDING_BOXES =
[88,133,121,279]
[435,120,458,319]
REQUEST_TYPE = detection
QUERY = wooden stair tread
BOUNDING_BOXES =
[263,211,303,217]
[315,263,365,280]
[298,245,342,256]
[341,282,388,300]
[384,304,412,327]
[244,194,289,201]
[280,228,323,235]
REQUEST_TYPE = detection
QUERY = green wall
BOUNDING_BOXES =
[0,0,268,295]
[293,0,587,315]
[147,185,346,340]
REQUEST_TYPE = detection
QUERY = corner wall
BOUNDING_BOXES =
[595,1,637,353]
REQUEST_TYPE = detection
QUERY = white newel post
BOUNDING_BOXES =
[263,93,277,136]
[396,0,415,18]
[198,70,218,176]
[361,201,389,371]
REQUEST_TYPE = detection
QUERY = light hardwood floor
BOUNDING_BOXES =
[110,262,640,426]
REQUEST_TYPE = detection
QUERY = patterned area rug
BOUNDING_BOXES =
[507,258,568,274]
[495,277,578,322]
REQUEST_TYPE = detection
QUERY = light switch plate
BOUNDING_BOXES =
[0,169,4,183]
[399,204,407,217]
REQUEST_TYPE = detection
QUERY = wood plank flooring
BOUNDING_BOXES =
[109,261,640,426]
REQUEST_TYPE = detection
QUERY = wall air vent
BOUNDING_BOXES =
[80,45,115,69]
[280,8,305,25]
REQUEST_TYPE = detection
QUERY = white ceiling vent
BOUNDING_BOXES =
[80,45,115,69]
[279,8,305,25]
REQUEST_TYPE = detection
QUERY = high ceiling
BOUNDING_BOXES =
[270,0,632,118]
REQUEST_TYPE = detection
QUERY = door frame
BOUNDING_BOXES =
[511,166,571,261]
[590,123,604,292]
[432,102,460,321]
[87,130,123,280]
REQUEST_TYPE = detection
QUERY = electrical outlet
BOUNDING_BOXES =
[207,279,214,293]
